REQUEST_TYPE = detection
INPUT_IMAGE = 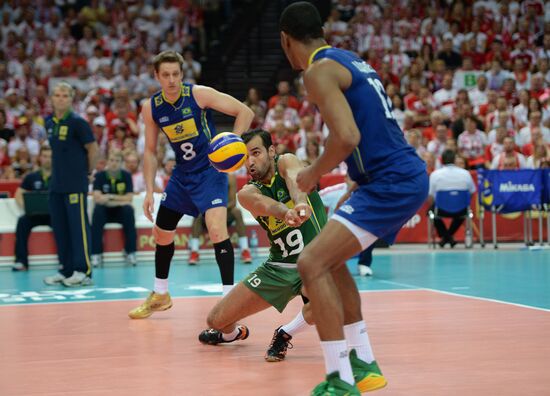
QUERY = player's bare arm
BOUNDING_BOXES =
[85,141,99,173]
[238,184,290,222]
[193,85,254,135]
[141,99,160,222]
[278,153,312,225]
[297,60,360,192]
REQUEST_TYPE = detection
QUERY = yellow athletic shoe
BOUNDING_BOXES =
[350,349,387,392]
[128,292,173,319]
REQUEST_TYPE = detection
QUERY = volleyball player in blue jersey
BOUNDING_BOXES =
[280,3,429,395]
[129,51,254,319]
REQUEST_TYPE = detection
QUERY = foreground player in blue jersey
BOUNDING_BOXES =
[280,3,429,395]
[129,51,254,319]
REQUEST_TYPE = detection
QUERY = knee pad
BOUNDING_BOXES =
[153,225,175,245]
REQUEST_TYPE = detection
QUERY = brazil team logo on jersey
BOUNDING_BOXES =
[154,95,163,107]
[162,118,199,143]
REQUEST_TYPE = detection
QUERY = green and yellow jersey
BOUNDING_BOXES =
[248,157,327,265]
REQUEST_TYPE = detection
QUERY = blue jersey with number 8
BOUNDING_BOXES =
[150,83,217,173]
[311,47,425,183]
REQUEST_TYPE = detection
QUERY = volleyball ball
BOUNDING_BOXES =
[208,132,248,173]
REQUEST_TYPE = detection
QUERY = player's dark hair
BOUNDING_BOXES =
[441,150,456,165]
[153,50,184,72]
[241,128,272,150]
[279,1,324,42]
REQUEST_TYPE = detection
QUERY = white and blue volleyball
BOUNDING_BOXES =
[208,132,248,173]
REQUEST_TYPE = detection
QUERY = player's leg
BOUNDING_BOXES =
[128,205,183,319]
[90,204,108,267]
[198,282,271,345]
[230,206,251,263]
[330,262,386,392]
[204,206,234,296]
[297,219,363,386]
[188,215,203,264]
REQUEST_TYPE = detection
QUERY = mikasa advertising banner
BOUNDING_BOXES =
[477,169,544,213]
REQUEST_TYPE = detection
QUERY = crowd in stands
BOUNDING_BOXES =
[1,0,550,193]
[254,0,550,175]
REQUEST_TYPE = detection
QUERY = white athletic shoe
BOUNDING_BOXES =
[43,272,66,285]
[358,264,373,277]
[126,252,137,266]
[91,254,102,268]
[62,271,93,287]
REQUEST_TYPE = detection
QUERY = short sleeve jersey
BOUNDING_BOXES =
[45,111,95,193]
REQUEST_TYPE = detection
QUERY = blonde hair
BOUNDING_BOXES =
[52,81,75,98]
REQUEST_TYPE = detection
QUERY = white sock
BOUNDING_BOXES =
[190,237,200,252]
[239,236,249,250]
[320,340,354,386]
[154,278,169,294]
[344,321,375,363]
[221,326,240,341]
[222,284,234,296]
[281,310,308,337]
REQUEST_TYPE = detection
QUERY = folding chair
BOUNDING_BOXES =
[427,190,474,248]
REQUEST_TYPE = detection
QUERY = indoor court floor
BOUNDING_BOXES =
[1,247,549,396]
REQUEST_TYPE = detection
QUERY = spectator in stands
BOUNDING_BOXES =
[296,136,323,166]
[0,108,14,142]
[183,49,202,83]
[433,73,457,119]
[491,136,528,170]
[485,60,511,91]
[437,36,462,70]
[0,138,10,173]
[516,111,550,147]
[526,139,550,169]
[11,145,52,271]
[91,150,136,267]
[514,89,531,128]
[458,115,488,169]
[244,86,266,110]
[428,149,476,248]
[485,125,508,167]
[453,57,484,91]
[452,102,484,139]
[123,150,162,194]
[267,80,300,110]
[8,117,40,162]
[405,129,426,157]
[427,124,450,158]
[469,74,489,110]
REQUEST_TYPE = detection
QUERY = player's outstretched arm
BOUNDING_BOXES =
[192,85,254,135]
[278,153,312,225]
[238,184,289,221]
[141,99,160,222]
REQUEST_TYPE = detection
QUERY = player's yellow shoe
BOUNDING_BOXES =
[128,292,172,319]
[350,349,387,392]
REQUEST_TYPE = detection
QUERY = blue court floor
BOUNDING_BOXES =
[1,248,549,310]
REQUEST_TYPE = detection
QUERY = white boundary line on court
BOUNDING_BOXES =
[379,279,550,313]
[0,287,421,308]
[1,285,548,312]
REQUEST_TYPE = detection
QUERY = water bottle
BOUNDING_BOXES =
[250,229,258,257]
[465,228,473,248]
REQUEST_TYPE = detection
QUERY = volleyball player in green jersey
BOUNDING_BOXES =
[199,128,323,361]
